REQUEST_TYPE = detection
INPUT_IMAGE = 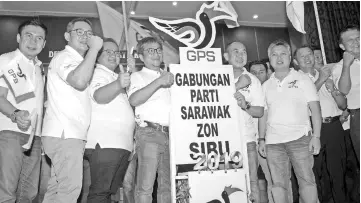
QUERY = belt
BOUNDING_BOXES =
[144,121,169,133]
[350,108,360,114]
[322,115,340,124]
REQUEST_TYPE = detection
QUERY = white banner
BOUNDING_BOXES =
[169,64,244,165]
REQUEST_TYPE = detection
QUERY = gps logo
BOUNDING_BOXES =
[187,50,215,62]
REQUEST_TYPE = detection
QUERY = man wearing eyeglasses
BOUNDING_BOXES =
[128,37,174,203]
[0,19,46,202]
[82,38,135,202]
[41,17,103,202]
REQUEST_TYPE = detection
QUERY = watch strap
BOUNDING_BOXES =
[10,109,21,123]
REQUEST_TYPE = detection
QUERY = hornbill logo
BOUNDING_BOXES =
[207,185,243,203]
[16,63,27,80]
[149,2,238,49]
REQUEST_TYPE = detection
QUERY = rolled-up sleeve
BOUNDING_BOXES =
[89,69,108,101]
[127,72,143,97]
[55,54,81,84]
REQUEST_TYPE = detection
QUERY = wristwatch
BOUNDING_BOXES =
[10,109,21,123]
[241,101,251,110]
[258,138,266,142]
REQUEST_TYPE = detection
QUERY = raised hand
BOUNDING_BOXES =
[324,78,336,92]
[118,72,131,89]
[157,71,174,88]
[235,74,251,90]
[343,51,355,67]
[87,35,103,51]
[127,56,136,73]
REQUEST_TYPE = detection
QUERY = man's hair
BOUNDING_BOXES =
[18,19,48,38]
[293,45,313,59]
[97,38,119,60]
[267,39,291,58]
[311,46,321,51]
[66,17,92,32]
[248,60,267,72]
[225,41,245,53]
[136,37,162,55]
[339,24,360,43]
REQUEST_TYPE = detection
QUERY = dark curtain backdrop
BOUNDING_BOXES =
[304,1,360,63]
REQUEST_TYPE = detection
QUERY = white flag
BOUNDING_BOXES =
[286,1,306,34]
[96,1,179,66]
[219,1,239,28]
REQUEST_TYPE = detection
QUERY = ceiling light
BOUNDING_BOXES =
[253,14,258,19]
[130,11,135,15]
[173,1,177,6]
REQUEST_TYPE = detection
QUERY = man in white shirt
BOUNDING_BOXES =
[84,38,135,202]
[0,19,46,202]
[224,41,265,203]
[258,39,322,203]
[128,37,174,203]
[41,18,103,202]
[332,24,360,163]
[294,45,348,203]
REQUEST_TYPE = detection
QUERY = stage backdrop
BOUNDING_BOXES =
[0,15,290,69]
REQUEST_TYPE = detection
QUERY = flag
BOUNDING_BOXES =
[286,1,306,34]
[96,2,179,68]
[218,1,239,28]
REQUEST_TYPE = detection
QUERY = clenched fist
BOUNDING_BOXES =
[15,110,31,131]
[343,51,355,68]
[87,35,103,51]
[118,72,131,89]
[235,74,251,90]
[157,71,174,88]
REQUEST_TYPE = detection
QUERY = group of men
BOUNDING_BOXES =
[0,17,359,203]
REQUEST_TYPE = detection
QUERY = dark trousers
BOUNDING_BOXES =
[344,129,360,203]
[313,120,347,203]
[350,109,360,163]
[84,144,131,203]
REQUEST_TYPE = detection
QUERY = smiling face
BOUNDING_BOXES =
[340,29,360,59]
[17,25,46,60]
[97,41,120,71]
[269,45,291,71]
[65,21,92,55]
[295,47,315,71]
[139,42,163,70]
[224,42,247,69]
[250,64,268,84]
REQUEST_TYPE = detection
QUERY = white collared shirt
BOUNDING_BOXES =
[235,68,265,143]
[332,59,360,109]
[0,49,44,135]
[86,64,135,150]
[42,45,91,140]
[128,67,171,126]
[299,69,342,118]
[263,68,319,144]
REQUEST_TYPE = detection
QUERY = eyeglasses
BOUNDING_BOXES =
[103,49,121,57]
[68,29,93,38]
[22,33,45,43]
[144,48,162,55]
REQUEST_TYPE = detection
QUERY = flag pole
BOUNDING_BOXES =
[122,1,130,54]
[313,1,327,65]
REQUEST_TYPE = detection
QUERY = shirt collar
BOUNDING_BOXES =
[65,45,84,60]
[15,49,42,67]
[141,67,163,74]
[269,68,297,81]
[298,68,319,79]
[96,64,117,77]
